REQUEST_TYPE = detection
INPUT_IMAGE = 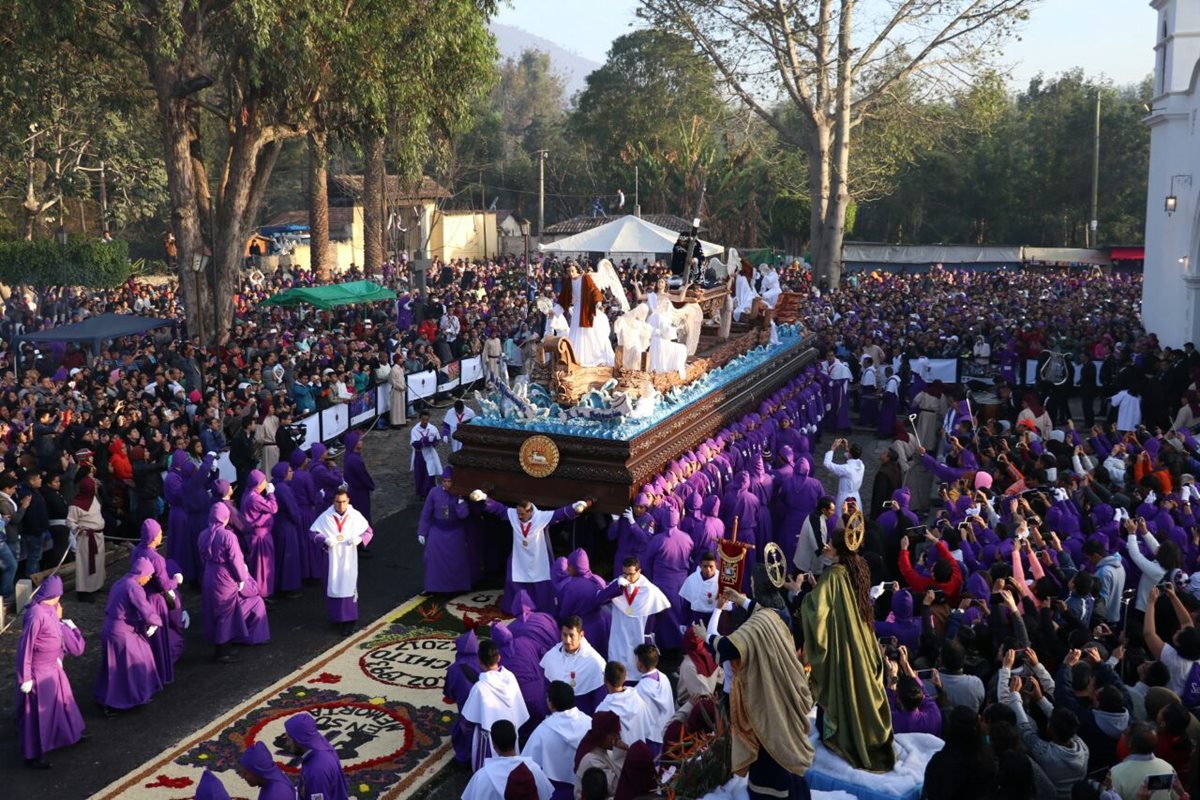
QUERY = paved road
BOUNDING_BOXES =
[0,501,430,798]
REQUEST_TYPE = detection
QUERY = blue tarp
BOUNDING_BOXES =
[18,312,174,349]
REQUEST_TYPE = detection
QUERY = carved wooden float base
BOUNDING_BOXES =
[450,333,819,513]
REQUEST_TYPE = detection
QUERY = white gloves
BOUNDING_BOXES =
[1146,490,1158,506]
[418,535,426,545]
[181,610,191,629]
[266,483,275,495]
[622,509,634,523]
[63,619,76,630]
[20,680,32,694]
[167,590,176,603]
[469,489,487,502]
[869,583,886,600]
[56,658,63,668]
[206,451,217,459]
[173,573,183,585]
[146,625,158,637]
[572,500,588,514]
[237,581,245,592]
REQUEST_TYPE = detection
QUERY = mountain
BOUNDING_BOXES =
[490,22,601,101]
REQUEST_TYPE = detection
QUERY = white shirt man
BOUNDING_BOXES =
[463,720,554,800]
[540,619,607,713]
[794,499,836,575]
[678,556,722,624]
[606,560,670,675]
[596,664,655,746]
[462,641,531,770]
[633,646,674,751]
[522,682,592,792]
[823,439,865,514]
[409,415,442,477]
[309,489,373,628]
[442,403,477,453]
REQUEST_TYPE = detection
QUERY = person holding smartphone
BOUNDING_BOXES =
[1109,721,1182,799]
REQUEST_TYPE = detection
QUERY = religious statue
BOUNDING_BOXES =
[554,260,627,368]
[800,510,896,773]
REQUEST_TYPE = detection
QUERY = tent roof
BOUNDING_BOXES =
[259,280,397,310]
[538,215,721,256]
[19,313,173,346]
[543,213,700,236]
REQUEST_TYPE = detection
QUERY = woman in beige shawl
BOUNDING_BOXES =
[67,472,105,602]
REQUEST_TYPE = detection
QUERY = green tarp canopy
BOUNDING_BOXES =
[260,280,396,310]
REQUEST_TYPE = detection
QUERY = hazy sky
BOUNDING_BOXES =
[493,0,1153,89]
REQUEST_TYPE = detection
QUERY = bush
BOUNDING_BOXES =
[0,237,131,288]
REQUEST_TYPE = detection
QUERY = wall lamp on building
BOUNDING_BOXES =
[1166,174,1193,214]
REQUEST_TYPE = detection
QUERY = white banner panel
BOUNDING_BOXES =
[407,370,437,400]
[461,356,483,384]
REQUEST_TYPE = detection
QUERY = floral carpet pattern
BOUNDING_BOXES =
[94,590,507,800]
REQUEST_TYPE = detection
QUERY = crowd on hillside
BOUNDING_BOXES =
[13,253,1200,800]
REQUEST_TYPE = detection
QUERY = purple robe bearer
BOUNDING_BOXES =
[94,557,163,710]
[239,740,295,800]
[491,622,547,733]
[163,451,193,581]
[342,430,375,523]
[642,508,695,650]
[507,588,560,658]
[240,469,279,599]
[270,462,304,594]
[444,630,480,765]
[556,548,611,659]
[17,576,85,763]
[129,520,184,683]
[199,503,271,646]
[290,450,323,580]
[284,712,349,800]
[418,468,472,593]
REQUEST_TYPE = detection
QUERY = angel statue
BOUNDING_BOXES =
[620,276,703,379]
[554,259,628,368]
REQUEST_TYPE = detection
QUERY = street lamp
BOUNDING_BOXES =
[56,224,68,287]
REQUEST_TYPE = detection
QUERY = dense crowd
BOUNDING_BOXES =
[14,255,1200,800]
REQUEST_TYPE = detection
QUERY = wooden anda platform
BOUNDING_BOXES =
[449,333,819,513]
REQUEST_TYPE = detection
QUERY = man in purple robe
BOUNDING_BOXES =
[269,462,304,597]
[195,771,232,800]
[240,469,279,600]
[444,630,480,765]
[491,621,548,735]
[508,588,561,658]
[720,471,761,587]
[238,740,295,800]
[777,456,823,565]
[689,496,726,568]
[130,519,186,683]
[289,449,322,581]
[163,451,192,581]
[418,467,472,593]
[284,712,349,800]
[17,575,85,769]
[182,456,216,582]
[607,494,654,576]
[199,503,271,663]
[342,430,375,524]
[309,443,344,509]
[555,548,611,658]
[94,556,163,714]
[642,506,695,650]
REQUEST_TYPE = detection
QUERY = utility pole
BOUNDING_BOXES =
[1089,92,1101,248]
[634,165,640,218]
[536,149,548,238]
[480,170,487,260]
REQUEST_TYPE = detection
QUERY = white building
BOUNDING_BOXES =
[1143,0,1200,347]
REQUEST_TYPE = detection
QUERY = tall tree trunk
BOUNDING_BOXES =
[147,56,209,342]
[817,1,855,289]
[307,129,331,279]
[807,123,831,282]
[362,133,385,275]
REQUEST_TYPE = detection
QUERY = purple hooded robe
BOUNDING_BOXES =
[342,430,375,523]
[270,462,304,593]
[94,557,163,710]
[199,503,270,645]
[240,469,279,599]
[16,576,86,760]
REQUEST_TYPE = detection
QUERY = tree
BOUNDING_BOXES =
[639,0,1038,286]
[574,29,725,214]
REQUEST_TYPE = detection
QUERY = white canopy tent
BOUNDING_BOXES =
[538,214,722,257]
